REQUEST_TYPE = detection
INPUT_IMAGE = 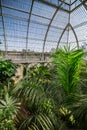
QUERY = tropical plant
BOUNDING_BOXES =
[51,47,84,96]
[79,59,87,94]
[13,48,85,130]
[67,94,87,129]
[0,46,86,130]
[0,92,20,130]
[51,47,87,130]
[13,64,59,130]
[0,58,18,101]
[23,63,52,88]
[67,57,87,129]
[0,58,18,86]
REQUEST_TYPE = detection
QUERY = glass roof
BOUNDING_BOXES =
[0,0,87,61]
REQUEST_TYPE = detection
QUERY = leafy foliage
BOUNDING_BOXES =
[67,94,87,129]
[13,64,60,130]
[0,58,18,84]
[52,47,84,95]
[0,47,87,130]
[13,48,86,130]
[0,93,20,130]
[23,64,52,88]
[79,59,87,94]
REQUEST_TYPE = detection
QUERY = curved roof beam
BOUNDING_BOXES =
[56,23,79,49]
[38,0,69,12]
[26,0,34,57]
[79,0,87,10]
[0,0,7,56]
[71,0,87,12]
[41,2,65,60]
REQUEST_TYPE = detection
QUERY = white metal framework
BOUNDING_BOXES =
[0,0,87,61]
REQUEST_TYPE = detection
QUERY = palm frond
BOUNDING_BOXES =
[51,47,84,95]
[68,94,87,129]
[28,123,39,130]
[79,59,87,93]
[18,113,56,130]
[36,113,55,130]
[13,80,45,106]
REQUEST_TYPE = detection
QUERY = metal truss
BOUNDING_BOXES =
[26,0,34,58]
[56,23,79,49]
[40,1,65,60]
[0,0,87,62]
[0,0,7,56]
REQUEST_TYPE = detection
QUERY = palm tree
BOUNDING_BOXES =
[51,47,84,96]
[68,59,87,129]
[51,47,85,129]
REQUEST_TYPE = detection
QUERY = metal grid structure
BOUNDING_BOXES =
[0,0,87,62]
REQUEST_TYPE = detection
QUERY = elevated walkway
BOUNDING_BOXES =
[0,51,52,64]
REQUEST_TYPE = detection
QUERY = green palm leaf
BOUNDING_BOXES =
[52,47,84,95]
[0,93,20,130]
[68,94,87,129]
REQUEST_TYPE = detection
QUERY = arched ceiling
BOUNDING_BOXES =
[0,0,87,60]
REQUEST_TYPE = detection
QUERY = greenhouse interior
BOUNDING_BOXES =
[0,0,87,129]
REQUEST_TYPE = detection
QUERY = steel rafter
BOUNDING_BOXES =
[2,5,51,22]
[40,1,66,60]
[79,0,87,10]
[71,0,87,12]
[56,23,79,49]
[0,0,87,60]
[71,0,78,5]
[38,0,69,13]
[73,21,87,29]
[0,0,7,56]
[67,0,71,48]
[38,0,87,13]
[26,0,34,59]
[59,0,70,5]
